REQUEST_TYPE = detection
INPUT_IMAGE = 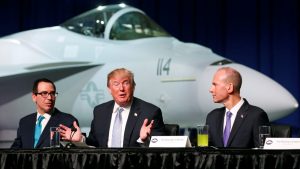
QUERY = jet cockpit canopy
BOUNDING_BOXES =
[61,3,170,40]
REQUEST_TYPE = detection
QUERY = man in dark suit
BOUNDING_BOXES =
[60,68,165,147]
[206,67,269,148]
[11,78,78,149]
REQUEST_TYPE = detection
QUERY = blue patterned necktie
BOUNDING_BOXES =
[223,111,232,147]
[34,115,45,148]
[111,107,124,147]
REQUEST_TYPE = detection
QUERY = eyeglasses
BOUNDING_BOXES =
[35,91,58,98]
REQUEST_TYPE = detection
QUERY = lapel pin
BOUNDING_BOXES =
[134,113,138,117]
[241,115,244,118]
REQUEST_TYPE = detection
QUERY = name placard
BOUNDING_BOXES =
[149,136,192,148]
[264,138,300,149]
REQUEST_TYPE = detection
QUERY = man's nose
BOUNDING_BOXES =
[119,84,124,90]
[209,86,213,93]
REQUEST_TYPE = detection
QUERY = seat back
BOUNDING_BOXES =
[164,124,180,136]
[271,124,291,137]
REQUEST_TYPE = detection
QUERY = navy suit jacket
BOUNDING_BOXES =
[206,99,270,148]
[11,108,78,149]
[86,97,165,147]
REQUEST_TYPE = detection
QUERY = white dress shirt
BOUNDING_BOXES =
[36,111,51,133]
[107,103,131,147]
[223,98,244,132]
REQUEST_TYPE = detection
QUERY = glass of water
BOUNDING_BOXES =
[50,127,60,148]
[259,125,271,148]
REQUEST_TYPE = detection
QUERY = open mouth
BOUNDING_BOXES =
[119,93,126,98]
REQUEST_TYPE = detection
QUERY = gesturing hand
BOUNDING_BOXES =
[59,121,82,142]
[139,119,154,141]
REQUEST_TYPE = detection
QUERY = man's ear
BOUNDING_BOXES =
[107,87,112,94]
[32,93,37,103]
[227,83,234,93]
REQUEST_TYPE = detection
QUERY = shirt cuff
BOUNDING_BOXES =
[137,137,144,143]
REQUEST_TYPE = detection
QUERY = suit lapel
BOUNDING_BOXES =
[29,113,38,148]
[216,108,226,146]
[123,98,140,146]
[102,103,114,145]
[227,101,249,146]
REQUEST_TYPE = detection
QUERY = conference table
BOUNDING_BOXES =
[0,147,299,169]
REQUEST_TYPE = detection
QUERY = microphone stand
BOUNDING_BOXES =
[65,127,77,148]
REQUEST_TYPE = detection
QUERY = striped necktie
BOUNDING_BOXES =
[34,115,45,148]
[223,111,232,147]
[111,107,124,147]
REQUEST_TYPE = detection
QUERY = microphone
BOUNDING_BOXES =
[70,126,77,140]
[71,126,77,132]
[63,126,77,148]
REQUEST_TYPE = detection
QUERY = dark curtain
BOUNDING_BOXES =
[0,0,299,131]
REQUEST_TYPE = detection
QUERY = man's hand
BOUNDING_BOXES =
[59,121,83,142]
[139,119,154,141]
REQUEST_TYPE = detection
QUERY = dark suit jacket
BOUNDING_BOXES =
[11,108,78,149]
[86,97,165,147]
[206,99,270,148]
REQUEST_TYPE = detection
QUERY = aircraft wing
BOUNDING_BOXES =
[0,62,102,106]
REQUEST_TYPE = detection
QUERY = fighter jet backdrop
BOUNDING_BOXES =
[0,0,299,142]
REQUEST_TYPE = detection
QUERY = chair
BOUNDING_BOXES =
[271,124,291,137]
[164,124,180,136]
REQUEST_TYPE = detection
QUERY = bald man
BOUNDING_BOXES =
[206,67,269,148]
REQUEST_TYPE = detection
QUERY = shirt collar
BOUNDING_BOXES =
[226,98,245,115]
[36,111,51,120]
[113,102,132,113]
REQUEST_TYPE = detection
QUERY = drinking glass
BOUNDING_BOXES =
[50,127,60,148]
[259,125,271,148]
[197,125,209,147]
